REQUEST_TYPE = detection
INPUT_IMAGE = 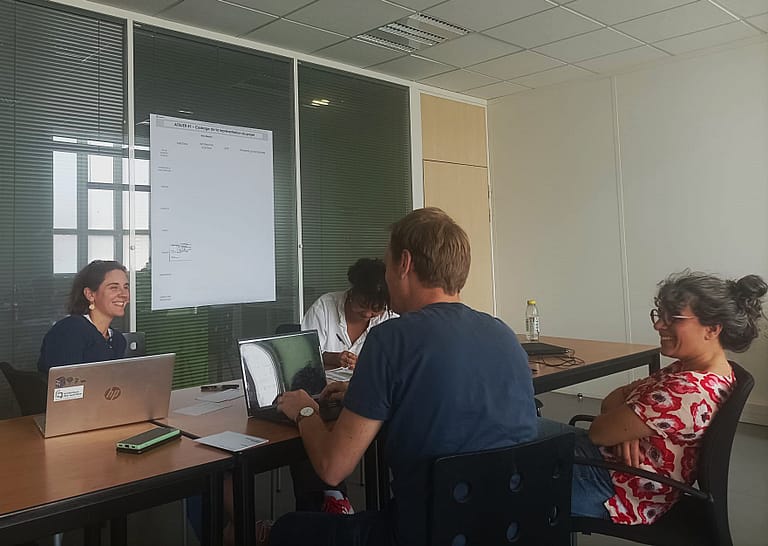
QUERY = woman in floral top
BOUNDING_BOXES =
[570,271,766,525]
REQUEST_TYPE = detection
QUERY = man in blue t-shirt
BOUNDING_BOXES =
[274,207,537,546]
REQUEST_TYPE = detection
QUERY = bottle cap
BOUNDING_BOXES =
[527,299,536,305]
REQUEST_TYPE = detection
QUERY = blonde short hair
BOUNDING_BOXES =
[389,207,470,295]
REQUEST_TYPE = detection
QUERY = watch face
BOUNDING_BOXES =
[300,406,315,417]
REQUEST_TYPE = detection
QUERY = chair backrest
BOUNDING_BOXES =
[0,362,48,416]
[430,432,574,546]
[123,331,146,358]
[275,323,301,335]
[695,361,754,545]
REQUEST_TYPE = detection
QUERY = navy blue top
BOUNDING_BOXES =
[37,315,127,373]
[344,302,537,546]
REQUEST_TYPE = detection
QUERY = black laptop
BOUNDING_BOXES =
[237,330,341,424]
[521,341,569,356]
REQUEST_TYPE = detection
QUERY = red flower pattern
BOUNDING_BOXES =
[604,361,734,526]
[691,399,714,433]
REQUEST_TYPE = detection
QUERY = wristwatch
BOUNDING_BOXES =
[296,406,316,424]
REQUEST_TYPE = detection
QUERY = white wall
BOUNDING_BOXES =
[489,40,768,423]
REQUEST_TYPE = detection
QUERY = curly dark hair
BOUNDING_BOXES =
[67,260,127,315]
[655,270,767,352]
[347,258,389,312]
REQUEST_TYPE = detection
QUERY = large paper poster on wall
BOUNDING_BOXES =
[149,114,276,310]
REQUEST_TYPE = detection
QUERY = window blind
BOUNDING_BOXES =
[133,26,298,387]
[298,63,412,310]
[0,0,126,416]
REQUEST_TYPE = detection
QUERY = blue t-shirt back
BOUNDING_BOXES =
[344,302,537,546]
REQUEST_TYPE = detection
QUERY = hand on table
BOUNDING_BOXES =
[276,389,318,422]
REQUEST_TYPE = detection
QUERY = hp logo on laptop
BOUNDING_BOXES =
[104,386,122,400]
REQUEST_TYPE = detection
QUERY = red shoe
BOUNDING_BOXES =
[255,520,273,545]
[321,495,354,515]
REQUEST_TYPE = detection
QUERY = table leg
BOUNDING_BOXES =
[363,441,380,511]
[233,455,255,546]
[202,470,224,546]
[83,524,101,546]
[110,516,127,546]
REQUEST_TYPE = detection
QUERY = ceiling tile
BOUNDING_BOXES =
[424,0,553,32]
[386,0,443,10]
[512,64,593,87]
[419,69,499,91]
[370,55,453,78]
[575,45,669,72]
[469,50,564,79]
[465,81,529,99]
[566,0,692,25]
[228,0,318,17]
[484,6,602,48]
[243,19,346,52]
[654,21,759,53]
[748,12,768,29]
[288,0,412,36]
[313,38,406,67]
[418,33,521,67]
[616,1,736,43]
[534,28,643,62]
[94,0,178,14]
[159,0,276,36]
[715,0,768,18]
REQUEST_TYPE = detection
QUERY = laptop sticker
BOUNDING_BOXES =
[53,385,84,402]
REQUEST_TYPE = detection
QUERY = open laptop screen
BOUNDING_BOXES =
[38,353,175,437]
[238,331,326,412]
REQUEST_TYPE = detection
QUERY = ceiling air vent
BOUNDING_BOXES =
[356,12,470,53]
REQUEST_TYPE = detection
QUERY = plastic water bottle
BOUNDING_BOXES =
[525,299,540,341]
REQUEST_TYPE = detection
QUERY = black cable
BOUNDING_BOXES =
[528,347,584,368]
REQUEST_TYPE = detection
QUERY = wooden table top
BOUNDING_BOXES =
[0,417,232,515]
[157,382,300,444]
[521,335,659,380]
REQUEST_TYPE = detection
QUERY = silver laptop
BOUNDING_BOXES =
[34,353,175,438]
[238,331,340,423]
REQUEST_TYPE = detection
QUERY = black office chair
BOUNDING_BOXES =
[570,361,754,546]
[275,323,301,335]
[430,432,575,546]
[122,331,146,357]
[0,362,48,416]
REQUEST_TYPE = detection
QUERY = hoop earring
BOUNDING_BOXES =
[88,302,95,311]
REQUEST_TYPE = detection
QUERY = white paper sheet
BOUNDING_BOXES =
[173,402,232,416]
[195,431,269,452]
[195,389,244,403]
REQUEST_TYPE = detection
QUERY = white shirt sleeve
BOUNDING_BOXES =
[301,298,329,350]
[301,291,347,353]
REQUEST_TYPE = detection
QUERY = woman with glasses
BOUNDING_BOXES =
[566,270,765,525]
[302,258,396,370]
[38,260,130,373]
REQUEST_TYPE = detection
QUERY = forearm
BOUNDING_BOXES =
[298,415,346,486]
[600,386,628,414]
[322,351,342,369]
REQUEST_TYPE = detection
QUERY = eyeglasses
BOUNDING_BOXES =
[650,308,696,325]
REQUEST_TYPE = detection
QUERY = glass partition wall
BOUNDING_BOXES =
[0,0,411,417]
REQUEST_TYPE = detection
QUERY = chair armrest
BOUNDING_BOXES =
[568,414,595,426]
[573,455,711,502]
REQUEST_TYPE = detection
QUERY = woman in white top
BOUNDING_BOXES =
[302,257,396,369]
